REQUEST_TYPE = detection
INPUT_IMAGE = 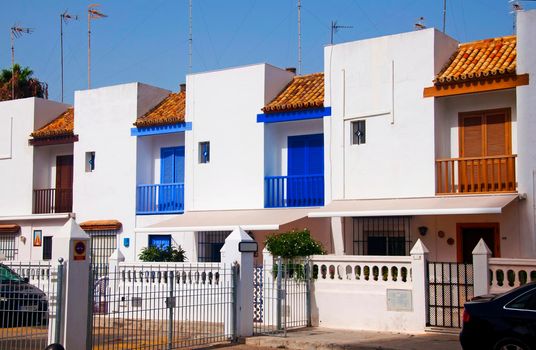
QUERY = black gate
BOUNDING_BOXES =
[428,262,474,328]
[87,230,117,278]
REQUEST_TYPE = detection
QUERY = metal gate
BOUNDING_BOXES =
[87,230,117,278]
[0,261,63,350]
[86,261,237,350]
[428,262,474,328]
[253,257,311,336]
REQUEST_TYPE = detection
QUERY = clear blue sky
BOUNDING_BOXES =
[1,0,534,104]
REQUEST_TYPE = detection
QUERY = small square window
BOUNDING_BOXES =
[85,152,95,172]
[149,235,171,249]
[199,142,210,163]
[352,120,366,145]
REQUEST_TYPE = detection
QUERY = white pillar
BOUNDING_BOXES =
[330,217,345,255]
[107,249,125,313]
[50,218,91,349]
[410,239,429,330]
[220,226,255,338]
[472,239,491,297]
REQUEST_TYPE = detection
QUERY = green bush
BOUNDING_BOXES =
[264,229,325,258]
[138,245,187,262]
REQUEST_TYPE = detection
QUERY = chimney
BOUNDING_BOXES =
[179,83,186,93]
[285,67,296,74]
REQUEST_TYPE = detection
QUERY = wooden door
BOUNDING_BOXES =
[457,223,500,263]
[55,155,73,212]
[458,108,512,192]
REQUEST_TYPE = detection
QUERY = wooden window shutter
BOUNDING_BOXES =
[485,111,510,156]
[460,115,483,157]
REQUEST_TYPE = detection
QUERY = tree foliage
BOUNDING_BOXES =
[138,245,187,262]
[264,229,325,258]
[0,64,48,101]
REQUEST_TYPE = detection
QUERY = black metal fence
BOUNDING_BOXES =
[0,260,62,350]
[253,257,311,336]
[87,230,117,278]
[87,262,236,350]
[428,262,474,328]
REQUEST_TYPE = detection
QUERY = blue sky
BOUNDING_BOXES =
[1,1,534,104]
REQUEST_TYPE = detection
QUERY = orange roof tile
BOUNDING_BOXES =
[79,220,122,231]
[134,92,186,127]
[31,108,74,139]
[435,35,517,85]
[263,73,324,113]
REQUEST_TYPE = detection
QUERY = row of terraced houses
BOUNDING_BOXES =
[1,10,536,267]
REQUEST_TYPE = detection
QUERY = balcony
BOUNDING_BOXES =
[136,183,184,215]
[436,155,517,194]
[33,188,73,214]
[265,175,324,208]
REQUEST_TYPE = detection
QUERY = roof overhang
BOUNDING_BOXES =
[0,213,73,222]
[29,134,79,146]
[423,74,529,98]
[0,224,21,234]
[80,220,122,231]
[135,208,311,233]
[257,107,331,123]
[308,194,518,218]
[131,122,192,137]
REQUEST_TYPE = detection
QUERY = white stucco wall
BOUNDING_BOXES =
[73,82,169,262]
[185,64,293,211]
[0,98,69,216]
[516,10,536,257]
[325,29,458,201]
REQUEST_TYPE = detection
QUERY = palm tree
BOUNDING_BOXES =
[0,64,48,101]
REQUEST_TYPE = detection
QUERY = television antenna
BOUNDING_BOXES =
[330,21,353,45]
[60,11,78,102]
[87,4,107,89]
[414,17,427,30]
[510,0,536,33]
[10,25,34,99]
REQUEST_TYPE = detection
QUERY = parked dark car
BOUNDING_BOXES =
[460,282,536,350]
[0,263,48,327]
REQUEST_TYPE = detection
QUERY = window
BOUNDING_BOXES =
[353,217,411,256]
[149,235,171,249]
[43,236,52,260]
[507,288,536,311]
[0,234,17,260]
[87,230,117,275]
[199,142,210,163]
[85,152,95,172]
[197,231,231,262]
[352,120,366,145]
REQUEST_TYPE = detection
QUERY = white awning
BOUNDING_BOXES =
[308,194,518,218]
[135,208,310,233]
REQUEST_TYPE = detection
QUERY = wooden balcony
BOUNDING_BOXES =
[436,155,517,194]
[265,175,324,208]
[33,188,73,214]
[136,183,184,215]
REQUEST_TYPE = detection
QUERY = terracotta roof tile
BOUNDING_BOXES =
[134,92,186,127]
[263,73,324,113]
[31,108,74,139]
[80,220,122,231]
[0,224,20,234]
[435,35,517,85]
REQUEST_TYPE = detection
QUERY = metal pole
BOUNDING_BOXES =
[167,272,174,350]
[87,10,91,89]
[297,0,302,75]
[231,263,238,341]
[86,265,94,350]
[330,21,334,45]
[276,256,282,331]
[188,0,193,73]
[60,15,64,102]
[10,30,15,100]
[442,0,447,33]
[55,258,65,344]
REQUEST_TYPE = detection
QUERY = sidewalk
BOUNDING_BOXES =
[243,328,461,350]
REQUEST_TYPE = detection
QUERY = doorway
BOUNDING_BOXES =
[55,155,73,212]
[456,223,500,263]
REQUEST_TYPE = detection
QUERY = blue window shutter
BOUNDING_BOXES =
[306,134,324,175]
[174,147,185,183]
[288,134,324,176]
[288,137,307,176]
[160,148,174,184]
[149,235,171,249]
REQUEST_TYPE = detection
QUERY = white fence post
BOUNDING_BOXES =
[108,249,125,313]
[220,226,255,338]
[50,218,91,349]
[410,239,430,329]
[472,239,491,297]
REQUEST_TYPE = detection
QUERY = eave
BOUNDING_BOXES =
[423,74,529,98]
[29,135,79,146]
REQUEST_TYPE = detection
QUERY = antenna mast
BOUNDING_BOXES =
[188,0,192,73]
[442,0,447,33]
[297,0,301,75]
[60,11,78,102]
[10,25,33,100]
[87,4,107,90]
[330,21,353,45]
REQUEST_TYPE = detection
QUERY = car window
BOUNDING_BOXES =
[0,265,23,283]
[507,288,536,311]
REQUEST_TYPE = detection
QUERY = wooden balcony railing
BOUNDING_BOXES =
[436,155,517,194]
[33,188,73,214]
[265,174,324,208]
[136,183,184,215]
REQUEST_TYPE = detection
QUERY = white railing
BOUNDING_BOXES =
[489,258,536,293]
[310,255,413,285]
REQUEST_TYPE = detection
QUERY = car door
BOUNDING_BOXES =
[503,286,536,345]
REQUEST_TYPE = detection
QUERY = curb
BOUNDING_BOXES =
[245,336,403,350]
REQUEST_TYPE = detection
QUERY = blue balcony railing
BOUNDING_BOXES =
[265,174,324,208]
[136,183,184,215]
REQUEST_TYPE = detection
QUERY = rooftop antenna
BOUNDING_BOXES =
[414,17,427,30]
[330,21,353,45]
[60,11,78,102]
[188,0,192,73]
[442,0,447,33]
[509,0,525,33]
[10,25,33,100]
[87,4,107,89]
[297,0,302,75]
